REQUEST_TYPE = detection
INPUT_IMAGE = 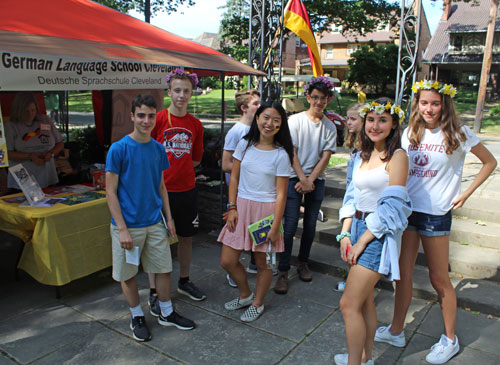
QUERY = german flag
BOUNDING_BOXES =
[283,0,323,77]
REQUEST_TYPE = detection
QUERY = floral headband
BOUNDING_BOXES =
[359,101,405,123]
[165,68,199,88]
[411,80,457,98]
[303,75,335,95]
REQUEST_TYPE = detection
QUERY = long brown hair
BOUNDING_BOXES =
[407,89,466,154]
[359,97,402,162]
[344,103,364,149]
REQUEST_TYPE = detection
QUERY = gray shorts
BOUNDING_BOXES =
[111,222,172,282]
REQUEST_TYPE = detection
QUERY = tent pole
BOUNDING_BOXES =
[65,91,69,143]
[219,71,226,227]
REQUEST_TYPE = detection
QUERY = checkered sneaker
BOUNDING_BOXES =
[224,293,254,310]
[240,304,264,322]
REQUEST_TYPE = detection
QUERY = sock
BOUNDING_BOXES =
[130,305,144,318]
[150,288,157,296]
[159,300,174,317]
[179,276,189,285]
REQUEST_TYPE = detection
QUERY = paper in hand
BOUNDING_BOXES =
[125,246,140,266]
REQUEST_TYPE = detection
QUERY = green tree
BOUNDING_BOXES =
[347,42,400,95]
[94,0,195,18]
[219,0,251,61]
[303,0,399,35]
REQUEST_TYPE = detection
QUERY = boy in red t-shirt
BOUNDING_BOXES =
[148,69,205,313]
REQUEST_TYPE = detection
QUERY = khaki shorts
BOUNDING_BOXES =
[111,222,172,282]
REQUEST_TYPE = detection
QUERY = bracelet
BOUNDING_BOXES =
[227,203,237,209]
[228,206,237,211]
[336,231,351,242]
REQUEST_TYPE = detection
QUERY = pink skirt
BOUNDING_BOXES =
[218,196,284,253]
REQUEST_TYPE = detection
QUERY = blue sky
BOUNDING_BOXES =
[130,0,443,39]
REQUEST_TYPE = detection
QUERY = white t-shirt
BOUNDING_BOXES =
[223,122,251,184]
[232,139,291,202]
[402,125,480,215]
[288,111,337,179]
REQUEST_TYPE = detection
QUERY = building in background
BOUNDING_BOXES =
[423,0,499,97]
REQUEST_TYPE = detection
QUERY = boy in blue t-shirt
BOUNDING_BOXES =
[106,94,195,342]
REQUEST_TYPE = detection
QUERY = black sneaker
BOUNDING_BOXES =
[177,281,207,301]
[130,316,151,342]
[158,311,195,330]
[148,292,160,317]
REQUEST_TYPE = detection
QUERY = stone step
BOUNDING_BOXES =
[454,196,500,224]
[416,241,500,282]
[450,217,500,250]
[295,218,500,282]
[319,196,342,221]
[291,238,500,317]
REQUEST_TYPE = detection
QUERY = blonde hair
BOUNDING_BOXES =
[9,92,39,123]
[235,89,260,115]
[344,103,364,149]
[407,89,465,154]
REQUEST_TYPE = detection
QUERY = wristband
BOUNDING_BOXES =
[336,231,351,242]
[227,203,236,209]
[228,206,237,211]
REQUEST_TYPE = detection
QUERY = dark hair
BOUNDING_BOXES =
[307,81,333,98]
[235,89,260,115]
[359,97,402,162]
[243,100,294,164]
[131,94,157,113]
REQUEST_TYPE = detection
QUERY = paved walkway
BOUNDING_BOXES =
[1,230,499,364]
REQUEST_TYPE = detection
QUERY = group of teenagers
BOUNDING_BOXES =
[106,69,496,365]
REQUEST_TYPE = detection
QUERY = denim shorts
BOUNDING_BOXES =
[407,210,452,237]
[350,217,384,272]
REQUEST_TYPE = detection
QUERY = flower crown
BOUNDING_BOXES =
[359,101,405,123]
[411,80,457,98]
[303,75,335,95]
[165,68,199,88]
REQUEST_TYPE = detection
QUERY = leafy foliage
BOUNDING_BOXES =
[490,104,500,117]
[347,42,400,95]
[94,0,195,17]
[302,0,399,35]
[219,0,251,61]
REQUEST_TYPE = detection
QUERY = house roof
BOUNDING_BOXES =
[318,30,396,45]
[423,0,500,65]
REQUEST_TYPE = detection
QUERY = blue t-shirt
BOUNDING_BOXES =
[106,135,170,228]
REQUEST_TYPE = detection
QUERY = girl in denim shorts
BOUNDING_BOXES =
[374,81,497,364]
[335,98,411,365]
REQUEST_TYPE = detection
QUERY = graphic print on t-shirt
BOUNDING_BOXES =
[162,127,193,159]
[22,128,41,142]
[408,143,445,178]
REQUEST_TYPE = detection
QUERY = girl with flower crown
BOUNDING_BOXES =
[374,81,496,364]
[336,97,411,365]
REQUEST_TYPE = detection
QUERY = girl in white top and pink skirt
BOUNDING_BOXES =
[374,81,497,364]
[218,100,293,322]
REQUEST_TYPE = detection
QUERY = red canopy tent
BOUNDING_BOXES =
[0,0,262,91]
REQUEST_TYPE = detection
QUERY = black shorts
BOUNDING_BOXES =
[168,188,199,237]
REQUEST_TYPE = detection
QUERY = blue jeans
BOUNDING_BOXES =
[278,178,325,272]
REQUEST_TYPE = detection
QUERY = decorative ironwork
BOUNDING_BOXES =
[248,0,285,99]
[395,0,423,106]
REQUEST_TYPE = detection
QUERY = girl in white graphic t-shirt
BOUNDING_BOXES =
[375,81,497,364]
[218,101,293,322]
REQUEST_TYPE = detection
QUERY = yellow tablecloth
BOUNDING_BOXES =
[0,192,112,286]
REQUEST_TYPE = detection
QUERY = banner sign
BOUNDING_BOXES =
[0,104,8,167]
[0,52,178,91]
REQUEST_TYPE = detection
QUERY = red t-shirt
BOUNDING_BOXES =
[152,109,204,192]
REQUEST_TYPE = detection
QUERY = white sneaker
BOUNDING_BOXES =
[425,334,459,364]
[374,324,406,347]
[333,353,374,365]
[226,274,237,288]
[224,293,254,310]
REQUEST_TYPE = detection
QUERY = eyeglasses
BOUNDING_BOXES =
[310,96,328,102]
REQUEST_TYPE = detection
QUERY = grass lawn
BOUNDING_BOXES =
[67,89,498,131]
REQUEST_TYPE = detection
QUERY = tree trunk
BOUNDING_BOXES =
[145,0,151,23]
